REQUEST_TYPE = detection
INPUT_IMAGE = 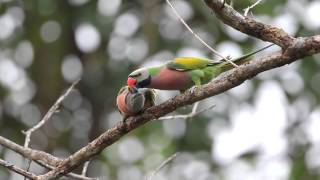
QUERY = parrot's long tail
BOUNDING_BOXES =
[220,44,274,71]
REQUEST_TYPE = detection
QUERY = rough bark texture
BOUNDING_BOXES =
[204,0,295,48]
[0,159,38,179]
[0,136,61,166]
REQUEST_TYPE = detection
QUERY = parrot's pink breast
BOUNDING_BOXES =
[150,68,193,90]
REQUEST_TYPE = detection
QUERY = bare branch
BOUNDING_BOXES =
[204,0,295,48]
[145,152,180,180]
[0,136,61,167]
[35,161,98,180]
[22,80,79,179]
[0,80,97,180]
[23,80,80,148]
[0,135,96,180]
[158,103,215,120]
[244,0,263,16]
[0,158,37,180]
[191,102,199,114]
[81,160,91,176]
[165,0,239,67]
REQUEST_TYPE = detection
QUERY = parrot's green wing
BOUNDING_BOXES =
[167,44,274,72]
[166,57,217,71]
[126,92,145,113]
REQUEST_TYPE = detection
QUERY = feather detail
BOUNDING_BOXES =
[116,86,156,117]
[166,57,213,71]
[220,44,274,72]
[150,68,193,90]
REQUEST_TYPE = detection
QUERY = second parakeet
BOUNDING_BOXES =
[116,86,156,120]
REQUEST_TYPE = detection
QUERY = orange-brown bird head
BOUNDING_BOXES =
[116,86,156,120]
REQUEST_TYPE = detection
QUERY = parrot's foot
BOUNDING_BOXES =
[179,90,186,94]
[188,86,199,94]
[122,115,129,122]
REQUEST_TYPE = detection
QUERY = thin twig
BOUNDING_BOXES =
[230,0,234,8]
[145,152,180,180]
[244,0,263,16]
[0,158,37,180]
[0,135,61,166]
[35,161,98,180]
[191,102,199,114]
[0,80,96,180]
[82,160,91,176]
[0,135,96,180]
[165,0,238,67]
[22,80,80,179]
[158,104,215,120]
[23,79,80,147]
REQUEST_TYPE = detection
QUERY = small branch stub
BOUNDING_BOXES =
[145,152,180,180]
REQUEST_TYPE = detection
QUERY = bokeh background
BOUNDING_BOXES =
[0,0,320,179]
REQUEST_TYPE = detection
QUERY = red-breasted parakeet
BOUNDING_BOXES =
[127,44,273,91]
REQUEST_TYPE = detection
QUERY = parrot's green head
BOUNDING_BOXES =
[127,68,152,91]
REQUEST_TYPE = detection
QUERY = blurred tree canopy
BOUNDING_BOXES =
[0,0,320,179]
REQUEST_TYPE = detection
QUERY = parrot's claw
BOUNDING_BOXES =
[122,116,128,122]
[188,86,198,94]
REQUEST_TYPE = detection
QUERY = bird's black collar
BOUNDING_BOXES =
[137,75,151,88]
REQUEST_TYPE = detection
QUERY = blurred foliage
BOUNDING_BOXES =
[0,0,320,179]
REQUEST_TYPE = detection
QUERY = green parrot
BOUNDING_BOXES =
[116,86,156,120]
[127,44,273,92]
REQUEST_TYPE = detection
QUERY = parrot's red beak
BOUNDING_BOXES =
[127,77,138,93]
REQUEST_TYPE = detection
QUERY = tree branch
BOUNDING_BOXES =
[81,160,91,176]
[23,80,79,148]
[38,34,320,179]
[145,152,180,180]
[0,158,37,180]
[0,136,61,167]
[22,80,79,179]
[34,161,97,180]
[158,103,215,120]
[0,135,97,180]
[204,0,295,48]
